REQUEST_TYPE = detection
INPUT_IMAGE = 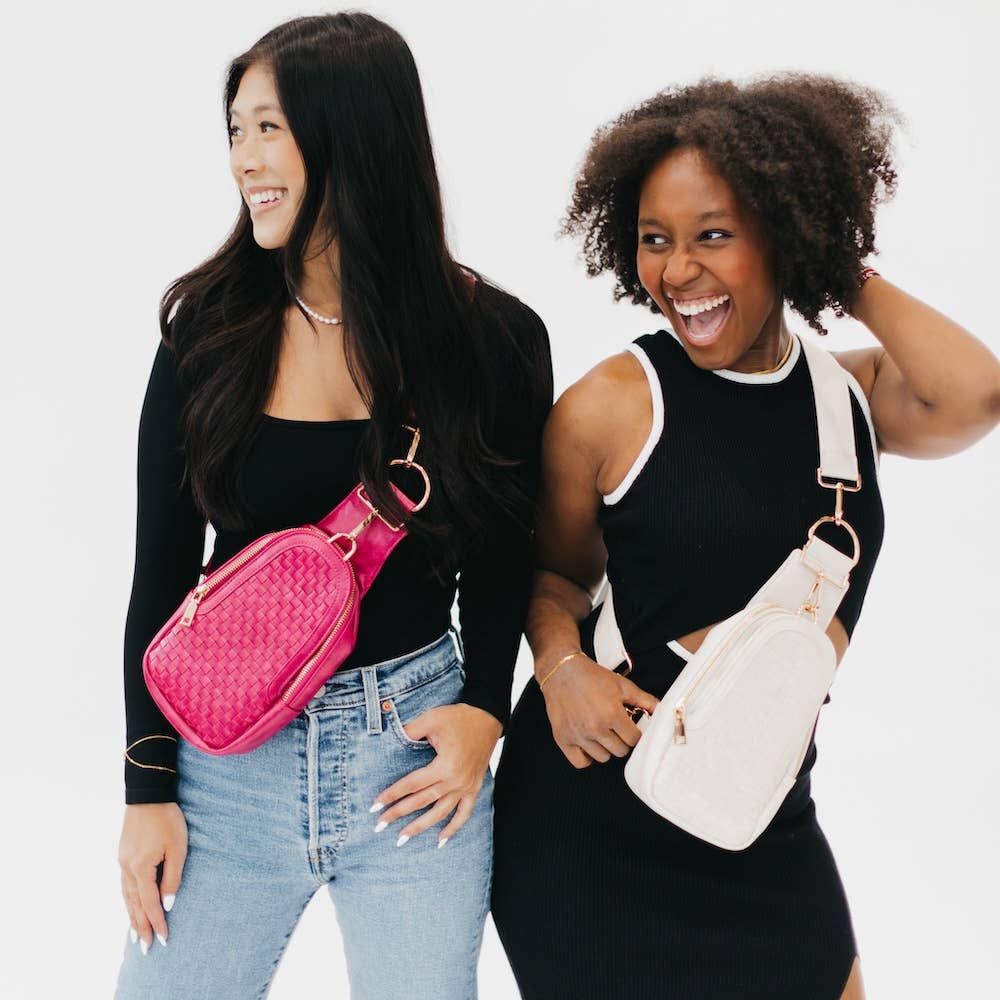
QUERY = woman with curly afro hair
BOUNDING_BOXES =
[492,74,1000,1000]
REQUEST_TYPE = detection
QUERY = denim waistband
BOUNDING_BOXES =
[303,631,462,716]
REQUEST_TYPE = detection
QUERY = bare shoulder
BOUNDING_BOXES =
[832,346,883,400]
[546,349,655,497]
[547,350,650,453]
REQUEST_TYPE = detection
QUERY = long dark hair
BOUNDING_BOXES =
[161,13,544,569]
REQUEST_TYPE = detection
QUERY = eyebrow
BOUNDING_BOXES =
[228,103,282,118]
[638,210,736,227]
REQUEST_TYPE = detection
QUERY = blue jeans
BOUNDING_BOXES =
[115,632,493,1000]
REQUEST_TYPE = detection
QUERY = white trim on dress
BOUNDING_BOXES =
[602,342,665,506]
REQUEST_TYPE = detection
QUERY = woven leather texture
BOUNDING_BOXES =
[144,534,355,751]
[142,478,417,755]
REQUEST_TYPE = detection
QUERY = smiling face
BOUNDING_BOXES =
[636,147,784,372]
[228,63,306,250]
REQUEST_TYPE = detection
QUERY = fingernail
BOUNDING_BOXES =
[369,801,385,814]
[396,834,410,848]
[129,928,137,944]
[162,893,176,912]
[156,932,167,948]
[140,938,149,956]
[438,837,449,849]
[374,821,387,833]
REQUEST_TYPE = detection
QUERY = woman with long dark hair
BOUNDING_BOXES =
[114,13,551,999]
[491,75,1000,999]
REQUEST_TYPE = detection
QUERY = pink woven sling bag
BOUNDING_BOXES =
[142,426,430,755]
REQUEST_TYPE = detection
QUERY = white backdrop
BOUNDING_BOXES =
[2,1,998,997]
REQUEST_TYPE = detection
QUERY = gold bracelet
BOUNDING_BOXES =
[123,734,179,774]
[538,650,585,689]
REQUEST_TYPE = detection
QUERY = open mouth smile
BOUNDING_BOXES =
[670,293,732,346]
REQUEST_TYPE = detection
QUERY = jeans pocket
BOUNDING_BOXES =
[386,659,464,751]
[387,702,435,751]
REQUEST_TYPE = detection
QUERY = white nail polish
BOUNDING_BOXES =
[369,801,385,814]
[130,927,137,944]
[374,821,387,833]
[156,932,167,947]
[438,837,450,849]
[140,939,149,956]
[396,834,410,848]
[162,893,176,912]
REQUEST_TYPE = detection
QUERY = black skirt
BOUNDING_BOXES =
[492,637,857,1000]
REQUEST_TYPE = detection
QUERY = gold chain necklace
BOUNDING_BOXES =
[748,335,794,376]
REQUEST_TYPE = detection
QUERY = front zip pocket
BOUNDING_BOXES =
[179,525,334,627]
[671,605,819,743]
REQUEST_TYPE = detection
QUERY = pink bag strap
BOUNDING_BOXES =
[319,424,430,596]
[318,482,415,597]
[201,426,430,594]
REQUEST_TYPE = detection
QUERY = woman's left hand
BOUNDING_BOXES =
[371,703,502,847]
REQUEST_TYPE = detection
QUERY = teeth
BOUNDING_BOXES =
[671,294,730,316]
[249,189,286,206]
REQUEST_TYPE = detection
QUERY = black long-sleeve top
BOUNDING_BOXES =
[123,283,552,803]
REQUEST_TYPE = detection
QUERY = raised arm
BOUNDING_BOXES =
[836,275,1000,458]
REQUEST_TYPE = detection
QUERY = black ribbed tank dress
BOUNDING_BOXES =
[492,330,885,999]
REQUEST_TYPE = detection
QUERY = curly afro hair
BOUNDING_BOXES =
[563,74,902,333]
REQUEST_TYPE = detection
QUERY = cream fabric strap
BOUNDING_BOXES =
[798,336,860,485]
[593,336,860,666]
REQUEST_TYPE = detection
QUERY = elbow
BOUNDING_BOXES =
[983,364,1000,427]
[990,370,1000,422]
[959,360,1000,429]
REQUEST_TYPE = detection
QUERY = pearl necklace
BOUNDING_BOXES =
[295,295,342,326]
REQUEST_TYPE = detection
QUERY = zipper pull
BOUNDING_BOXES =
[180,584,209,627]
[673,704,687,745]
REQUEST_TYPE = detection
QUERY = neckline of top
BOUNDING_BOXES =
[664,329,802,385]
[261,413,371,428]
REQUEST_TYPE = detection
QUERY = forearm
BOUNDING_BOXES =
[854,275,1000,421]
[525,569,594,682]
[124,341,207,803]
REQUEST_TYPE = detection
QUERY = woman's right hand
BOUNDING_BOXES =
[118,803,188,952]
[540,654,659,769]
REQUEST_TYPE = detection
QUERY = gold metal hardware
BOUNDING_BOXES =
[328,425,432,553]
[177,530,292,627]
[672,604,779,737]
[180,584,210,627]
[673,705,687,745]
[356,484,405,532]
[816,470,861,524]
[806,515,861,568]
[798,574,825,621]
[816,469,862,493]
[328,532,359,561]
[401,424,421,465]
[387,460,432,513]
[279,582,358,705]
[387,424,432,513]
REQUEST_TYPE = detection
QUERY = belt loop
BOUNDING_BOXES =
[361,666,383,735]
